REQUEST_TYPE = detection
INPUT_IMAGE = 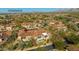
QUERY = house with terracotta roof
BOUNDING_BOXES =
[17,28,51,44]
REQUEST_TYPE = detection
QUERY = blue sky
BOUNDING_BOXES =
[0,8,64,13]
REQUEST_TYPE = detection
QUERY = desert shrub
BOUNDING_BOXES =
[64,33,79,44]
[54,16,71,24]
[58,30,67,38]
[76,23,79,28]
[67,23,79,31]
[17,39,33,49]
[12,43,18,50]
[54,40,66,50]
[0,45,4,51]
[0,16,4,19]
[14,25,24,30]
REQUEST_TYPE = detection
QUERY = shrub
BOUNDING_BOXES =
[54,40,65,50]
[64,33,79,44]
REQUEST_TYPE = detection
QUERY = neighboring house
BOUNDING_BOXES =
[49,20,67,31]
[6,26,12,31]
[21,22,34,30]
[33,23,42,29]
[21,22,43,30]
[0,25,5,31]
[0,25,13,31]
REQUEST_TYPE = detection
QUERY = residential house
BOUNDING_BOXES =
[49,20,67,31]
[0,25,5,31]
[17,28,51,45]
[21,22,34,30]
[6,26,12,31]
[33,23,43,29]
[5,24,13,31]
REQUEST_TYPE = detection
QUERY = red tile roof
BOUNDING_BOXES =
[3,31,12,36]
[18,29,47,37]
[21,22,33,26]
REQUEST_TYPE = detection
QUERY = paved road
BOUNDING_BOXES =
[24,43,54,51]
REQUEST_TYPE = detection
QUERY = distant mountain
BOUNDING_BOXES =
[58,8,79,12]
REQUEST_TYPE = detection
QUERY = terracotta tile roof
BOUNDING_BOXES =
[21,22,33,26]
[3,31,12,36]
[18,29,47,37]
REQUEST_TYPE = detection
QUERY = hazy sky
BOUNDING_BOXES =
[0,8,64,13]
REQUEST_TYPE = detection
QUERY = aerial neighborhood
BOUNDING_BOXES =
[0,12,79,51]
